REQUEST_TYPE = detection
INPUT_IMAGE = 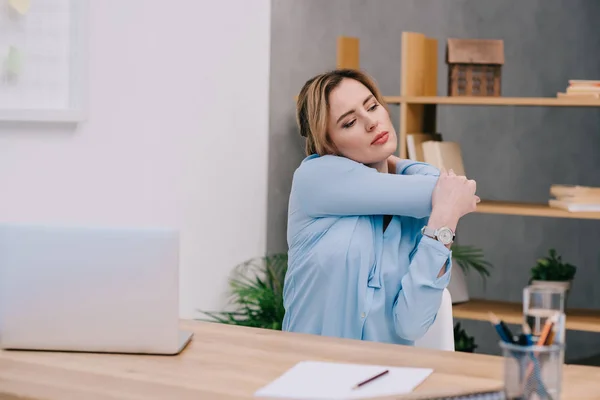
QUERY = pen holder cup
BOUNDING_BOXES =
[500,341,564,400]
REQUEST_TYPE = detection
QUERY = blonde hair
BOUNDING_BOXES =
[296,69,388,156]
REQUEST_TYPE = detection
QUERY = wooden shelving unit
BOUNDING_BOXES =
[454,299,600,333]
[335,32,600,332]
[335,33,600,223]
[476,200,600,220]
[383,96,600,107]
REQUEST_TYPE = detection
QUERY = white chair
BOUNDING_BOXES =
[414,288,455,351]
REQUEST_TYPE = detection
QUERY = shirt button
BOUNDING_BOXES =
[361,312,366,318]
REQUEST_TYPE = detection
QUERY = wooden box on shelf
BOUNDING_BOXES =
[446,38,504,97]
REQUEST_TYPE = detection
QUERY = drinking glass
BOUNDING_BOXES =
[523,285,565,338]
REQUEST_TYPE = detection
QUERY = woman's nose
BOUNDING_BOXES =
[366,118,378,132]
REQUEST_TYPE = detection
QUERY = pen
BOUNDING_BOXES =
[552,313,565,344]
[352,369,389,390]
[488,312,515,343]
[518,323,533,346]
[537,313,558,346]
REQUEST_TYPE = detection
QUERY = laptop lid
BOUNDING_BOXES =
[0,223,184,354]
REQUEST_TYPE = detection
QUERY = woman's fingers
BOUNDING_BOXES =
[468,179,476,191]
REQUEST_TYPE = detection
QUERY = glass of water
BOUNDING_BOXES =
[523,285,565,338]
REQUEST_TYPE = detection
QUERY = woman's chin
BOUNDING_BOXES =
[378,142,398,158]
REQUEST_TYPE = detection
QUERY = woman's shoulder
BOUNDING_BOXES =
[299,154,359,167]
[294,154,370,178]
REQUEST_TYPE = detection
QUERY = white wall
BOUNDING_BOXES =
[0,0,271,318]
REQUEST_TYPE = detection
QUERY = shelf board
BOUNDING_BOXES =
[475,200,600,220]
[453,299,600,333]
[384,96,600,107]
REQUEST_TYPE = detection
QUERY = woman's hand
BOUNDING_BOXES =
[428,168,479,231]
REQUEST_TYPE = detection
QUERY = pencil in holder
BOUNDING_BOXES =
[499,341,563,400]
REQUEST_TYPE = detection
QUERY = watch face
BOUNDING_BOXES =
[437,228,454,244]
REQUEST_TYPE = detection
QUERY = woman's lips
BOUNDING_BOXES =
[371,131,389,145]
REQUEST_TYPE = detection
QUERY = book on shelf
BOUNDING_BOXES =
[406,133,442,162]
[557,92,600,99]
[557,79,600,99]
[421,140,466,175]
[548,184,600,212]
[569,79,600,86]
[550,184,600,198]
[549,200,600,212]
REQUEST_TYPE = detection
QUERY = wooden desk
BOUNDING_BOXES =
[0,320,599,399]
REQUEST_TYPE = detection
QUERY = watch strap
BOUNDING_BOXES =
[421,226,437,239]
[421,225,455,244]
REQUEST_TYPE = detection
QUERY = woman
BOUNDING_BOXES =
[282,69,479,345]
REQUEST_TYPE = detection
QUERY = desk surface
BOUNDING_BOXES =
[0,320,599,400]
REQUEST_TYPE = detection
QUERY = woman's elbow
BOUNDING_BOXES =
[394,315,435,342]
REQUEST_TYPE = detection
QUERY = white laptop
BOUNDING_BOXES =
[0,223,193,355]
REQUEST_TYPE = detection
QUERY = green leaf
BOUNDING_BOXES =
[197,254,288,331]
[530,248,577,281]
[451,244,493,287]
[453,322,477,352]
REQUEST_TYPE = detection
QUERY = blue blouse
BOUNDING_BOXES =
[282,154,453,345]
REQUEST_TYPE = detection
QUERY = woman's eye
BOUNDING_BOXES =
[343,119,356,129]
[368,103,379,111]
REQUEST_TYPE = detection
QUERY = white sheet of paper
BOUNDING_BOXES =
[254,361,433,399]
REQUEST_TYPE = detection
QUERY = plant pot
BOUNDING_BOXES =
[448,262,470,304]
[530,279,572,307]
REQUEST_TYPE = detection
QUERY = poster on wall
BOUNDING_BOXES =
[0,0,88,122]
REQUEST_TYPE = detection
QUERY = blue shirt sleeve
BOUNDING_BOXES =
[392,233,452,341]
[293,155,438,219]
[392,159,452,341]
[395,159,440,176]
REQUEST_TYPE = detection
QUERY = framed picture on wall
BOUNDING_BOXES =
[0,0,89,123]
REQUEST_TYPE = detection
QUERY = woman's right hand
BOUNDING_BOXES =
[428,168,479,230]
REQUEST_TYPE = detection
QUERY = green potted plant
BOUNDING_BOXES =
[529,248,576,301]
[447,244,493,304]
[453,322,477,353]
[198,253,287,330]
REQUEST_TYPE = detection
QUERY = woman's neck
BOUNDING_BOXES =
[367,160,388,173]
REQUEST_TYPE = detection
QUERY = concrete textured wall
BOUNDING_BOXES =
[267,0,600,362]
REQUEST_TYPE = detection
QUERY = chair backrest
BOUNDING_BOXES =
[414,288,454,351]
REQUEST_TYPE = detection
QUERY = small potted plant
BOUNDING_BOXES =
[529,248,576,301]
[447,244,493,304]
[453,322,477,353]
[198,254,288,330]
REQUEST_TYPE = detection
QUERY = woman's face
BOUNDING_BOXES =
[327,78,397,167]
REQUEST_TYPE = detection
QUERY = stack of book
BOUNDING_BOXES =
[406,133,466,176]
[549,184,600,212]
[557,80,600,99]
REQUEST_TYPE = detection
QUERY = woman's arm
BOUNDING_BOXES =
[293,155,438,219]
[387,155,440,177]
[392,168,477,340]
[391,235,452,341]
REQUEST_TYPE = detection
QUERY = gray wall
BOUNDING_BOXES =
[267,0,600,362]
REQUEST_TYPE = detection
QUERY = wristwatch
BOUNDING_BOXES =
[421,225,455,245]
